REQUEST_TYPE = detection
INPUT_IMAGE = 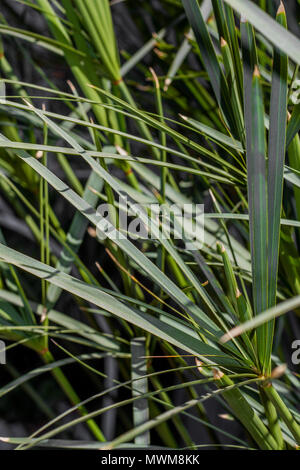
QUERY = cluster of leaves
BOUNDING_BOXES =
[0,0,299,450]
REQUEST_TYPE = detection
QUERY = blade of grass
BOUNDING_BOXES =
[267,2,288,308]
[0,242,244,370]
[221,295,300,342]
[131,337,150,446]
[265,3,288,372]
[244,65,268,371]
[102,377,277,450]
[264,385,300,445]
[46,171,103,309]
[182,0,240,138]
[223,0,300,64]
[164,0,212,91]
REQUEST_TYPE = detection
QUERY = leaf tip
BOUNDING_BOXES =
[219,413,234,421]
[253,65,260,78]
[87,227,97,238]
[213,368,224,380]
[220,37,227,48]
[149,67,160,89]
[164,77,171,91]
[195,357,203,373]
[271,363,287,379]
[67,80,76,93]
[95,261,103,273]
[209,188,216,203]
[277,1,285,15]
[23,98,33,108]
[216,241,225,253]
[116,145,128,156]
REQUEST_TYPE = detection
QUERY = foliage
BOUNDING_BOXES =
[0,0,299,450]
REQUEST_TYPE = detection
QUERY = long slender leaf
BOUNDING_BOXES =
[223,0,300,64]
[0,242,242,369]
[245,66,268,370]
[182,0,239,137]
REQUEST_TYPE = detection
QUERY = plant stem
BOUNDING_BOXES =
[264,384,300,445]
[260,387,285,449]
[218,375,278,450]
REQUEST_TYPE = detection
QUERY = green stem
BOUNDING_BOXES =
[264,384,300,445]
[218,375,278,450]
[260,387,285,449]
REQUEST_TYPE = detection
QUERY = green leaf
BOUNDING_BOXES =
[245,66,268,370]
[182,0,240,138]
[46,171,103,309]
[221,295,300,342]
[223,0,300,64]
[0,242,241,369]
[260,4,289,375]
[131,337,150,446]
[267,3,288,310]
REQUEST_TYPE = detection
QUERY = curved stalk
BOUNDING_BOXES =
[264,384,300,446]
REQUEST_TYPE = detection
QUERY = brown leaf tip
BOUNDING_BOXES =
[236,289,242,299]
[220,37,227,48]
[219,413,234,421]
[87,227,97,238]
[213,368,224,380]
[277,1,285,15]
[164,77,171,91]
[40,306,48,323]
[209,188,216,204]
[253,65,260,78]
[67,80,76,93]
[95,261,103,273]
[149,67,159,89]
[195,357,203,373]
